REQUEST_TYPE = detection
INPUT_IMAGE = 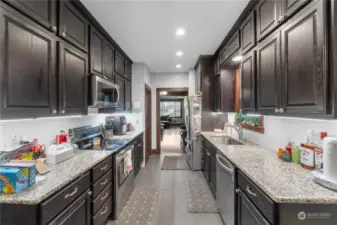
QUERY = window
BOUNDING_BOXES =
[160,101,182,117]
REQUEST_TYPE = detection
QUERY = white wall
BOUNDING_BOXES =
[0,113,143,150]
[151,72,189,149]
[227,113,337,152]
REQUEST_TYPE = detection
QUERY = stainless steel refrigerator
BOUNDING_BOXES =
[184,96,202,170]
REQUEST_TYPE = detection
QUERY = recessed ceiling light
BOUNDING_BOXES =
[176,64,182,68]
[176,28,186,36]
[176,50,183,57]
[160,91,168,95]
[232,56,243,62]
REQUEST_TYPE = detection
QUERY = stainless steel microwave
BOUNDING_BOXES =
[88,75,120,108]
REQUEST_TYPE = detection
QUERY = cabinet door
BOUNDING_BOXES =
[125,80,132,112]
[257,31,281,114]
[241,11,256,54]
[256,0,279,41]
[220,70,235,112]
[59,0,88,52]
[209,154,217,197]
[58,42,88,115]
[204,149,211,183]
[104,42,114,80]
[281,0,327,114]
[115,51,125,76]
[90,27,104,76]
[281,0,311,19]
[0,7,57,119]
[48,191,91,225]
[213,75,221,112]
[3,0,56,31]
[115,74,125,111]
[227,30,240,58]
[241,51,256,112]
[125,60,132,80]
[237,190,271,225]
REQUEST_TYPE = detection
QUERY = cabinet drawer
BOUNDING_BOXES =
[238,171,274,223]
[93,170,112,198]
[41,172,90,225]
[93,197,113,225]
[92,182,112,214]
[92,157,112,182]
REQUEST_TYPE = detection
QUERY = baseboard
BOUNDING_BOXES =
[151,149,160,154]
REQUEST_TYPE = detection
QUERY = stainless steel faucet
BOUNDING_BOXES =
[224,123,244,141]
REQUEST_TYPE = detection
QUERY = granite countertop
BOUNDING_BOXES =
[0,130,144,205]
[201,131,337,204]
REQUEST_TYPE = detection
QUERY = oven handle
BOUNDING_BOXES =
[116,145,134,161]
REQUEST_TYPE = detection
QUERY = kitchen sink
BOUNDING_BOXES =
[211,136,244,145]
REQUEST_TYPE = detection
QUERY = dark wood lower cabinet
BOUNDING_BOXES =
[237,189,271,225]
[209,154,217,197]
[47,191,91,225]
[134,134,144,177]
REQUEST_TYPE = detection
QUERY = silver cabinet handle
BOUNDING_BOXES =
[246,186,257,197]
[52,109,57,114]
[101,192,108,201]
[51,26,57,32]
[61,110,65,114]
[88,191,92,196]
[235,188,240,194]
[100,206,108,215]
[100,164,108,171]
[62,32,66,37]
[64,187,78,199]
[103,75,107,79]
[279,108,284,113]
[275,108,279,113]
[100,178,108,186]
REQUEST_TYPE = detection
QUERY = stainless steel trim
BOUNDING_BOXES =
[114,86,120,104]
[216,154,234,175]
[64,187,78,199]
[235,189,240,194]
[246,186,257,197]
[101,192,108,201]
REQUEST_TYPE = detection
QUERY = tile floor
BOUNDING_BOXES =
[107,154,222,225]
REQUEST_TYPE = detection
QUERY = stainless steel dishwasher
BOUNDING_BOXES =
[216,153,235,225]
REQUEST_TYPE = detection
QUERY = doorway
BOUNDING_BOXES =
[156,87,188,154]
[145,84,152,162]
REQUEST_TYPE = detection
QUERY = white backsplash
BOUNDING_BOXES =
[0,112,144,149]
[227,113,337,151]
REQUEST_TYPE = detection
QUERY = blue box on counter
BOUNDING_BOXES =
[0,167,29,194]
[3,163,36,186]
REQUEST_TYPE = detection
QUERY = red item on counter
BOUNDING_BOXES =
[285,145,292,159]
[320,131,327,139]
[56,131,68,144]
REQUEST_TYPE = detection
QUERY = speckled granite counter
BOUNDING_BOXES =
[0,130,144,205]
[201,131,337,204]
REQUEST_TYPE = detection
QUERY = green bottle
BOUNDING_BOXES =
[291,146,301,164]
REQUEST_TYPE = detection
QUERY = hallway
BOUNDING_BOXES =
[161,126,184,154]
[107,155,222,225]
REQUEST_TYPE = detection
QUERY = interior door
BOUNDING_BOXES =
[145,86,152,162]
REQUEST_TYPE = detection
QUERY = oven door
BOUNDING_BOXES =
[116,146,134,188]
[89,75,120,108]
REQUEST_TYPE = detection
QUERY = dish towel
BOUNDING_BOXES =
[124,150,133,175]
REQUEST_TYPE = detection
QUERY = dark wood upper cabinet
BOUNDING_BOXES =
[104,42,115,80]
[58,42,88,115]
[256,0,279,41]
[59,0,88,52]
[125,80,132,112]
[256,31,281,114]
[227,30,240,58]
[125,60,132,80]
[219,46,228,65]
[220,70,235,112]
[237,190,271,225]
[281,0,311,19]
[3,0,56,31]
[241,50,256,112]
[213,75,221,112]
[115,74,125,111]
[89,27,104,77]
[280,0,327,115]
[241,11,256,55]
[0,6,57,119]
[115,51,125,76]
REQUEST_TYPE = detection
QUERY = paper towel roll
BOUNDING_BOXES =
[323,137,337,182]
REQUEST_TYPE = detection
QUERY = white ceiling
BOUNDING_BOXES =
[81,0,250,73]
